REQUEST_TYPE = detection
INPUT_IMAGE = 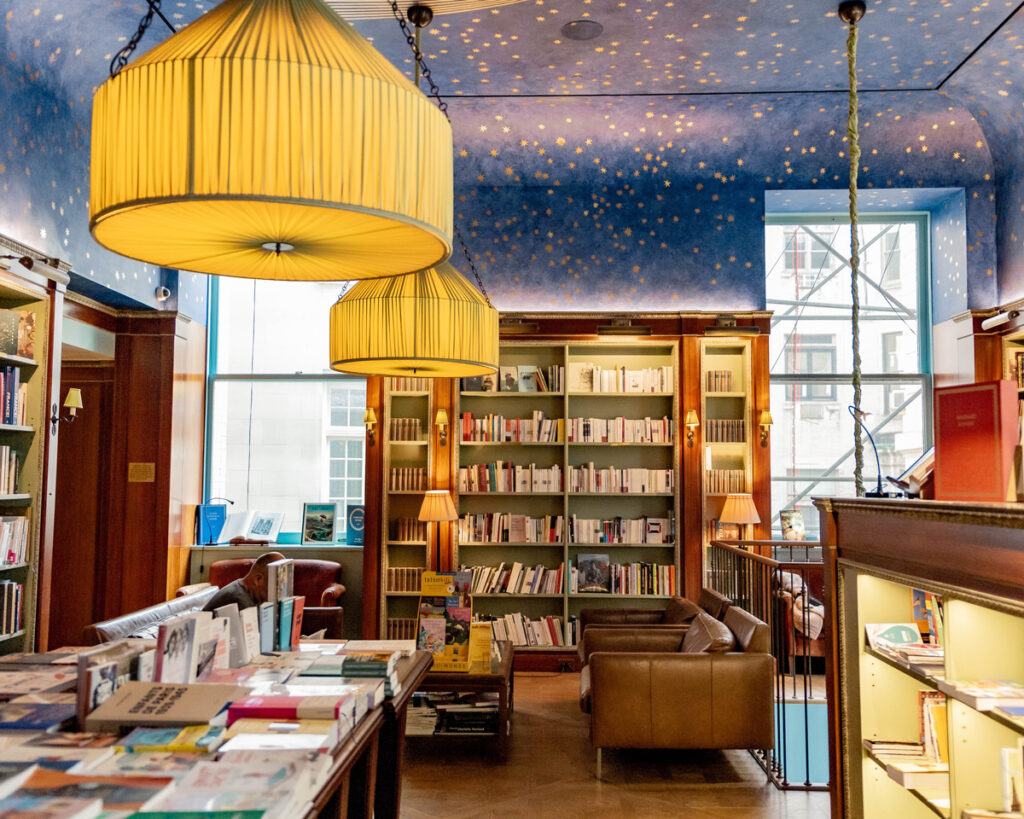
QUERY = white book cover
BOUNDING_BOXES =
[239,607,262,663]
[214,603,248,668]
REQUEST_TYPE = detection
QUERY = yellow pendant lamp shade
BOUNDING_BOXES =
[89,0,453,280]
[330,262,498,377]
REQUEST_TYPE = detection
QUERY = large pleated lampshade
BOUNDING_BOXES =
[330,263,498,376]
[89,0,453,280]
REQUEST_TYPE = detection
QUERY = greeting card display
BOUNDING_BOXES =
[416,571,472,672]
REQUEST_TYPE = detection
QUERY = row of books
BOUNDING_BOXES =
[0,369,26,427]
[706,468,746,494]
[460,561,564,595]
[386,617,418,640]
[566,464,674,494]
[568,363,673,393]
[705,369,735,392]
[566,415,674,444]
[570,556,675,595]
[386,566,426,592]
[463,364,565,393]
[457,513,564,543]
[0,447,18,496]
[408,691,500,736]
[704,418,746,443]
[391,518,428,541]
[0,640,411,817]
[568,514,674,544]
[390,417,423,441]
[0,580,22,636]
[0,515,27,566]
[477,612,568,647]
[390,376,430,391]
[388,467,427,491]
[458,462,563,493]
[864,622,945,676]
[460,411,563,443]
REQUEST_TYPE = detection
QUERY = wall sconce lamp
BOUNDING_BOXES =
[435,409,449,446]
[0,254,60,272]
[759,410,773,448]
[685,410,699,448]
[50,388,83,435]
[363,408,377,446]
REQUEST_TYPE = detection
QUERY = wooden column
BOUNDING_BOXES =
[750,333,771,540]
[361,376,385,638]
[680,336,703,601]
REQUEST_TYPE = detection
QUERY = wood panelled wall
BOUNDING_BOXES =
[46,301,206,649]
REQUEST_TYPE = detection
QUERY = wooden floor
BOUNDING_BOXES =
[401,671,831,818]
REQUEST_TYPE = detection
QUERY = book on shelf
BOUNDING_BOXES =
[195,503,227,546]
[919,690,948,763]
[16,310,34,359]
[882,757,949,789]
[862,738,925,757]
[517,365,540,392]
[499,366,518,392]
[937,679,1024,710]
[575,554,610,593]
[863,622,923,653]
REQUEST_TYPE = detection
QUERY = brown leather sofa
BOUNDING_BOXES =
[86,586,219,643]
[579,605,774,777]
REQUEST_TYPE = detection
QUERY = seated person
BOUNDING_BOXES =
[202,551,285,612]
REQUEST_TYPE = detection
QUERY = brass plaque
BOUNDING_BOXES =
[127,462,156,483]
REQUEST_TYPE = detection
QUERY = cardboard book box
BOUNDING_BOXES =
[417,571,472,672]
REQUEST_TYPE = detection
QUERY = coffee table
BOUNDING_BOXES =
[414,640,514,759]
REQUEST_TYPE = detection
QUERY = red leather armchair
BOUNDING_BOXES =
[209,558,346,606]
[208,558,346,638]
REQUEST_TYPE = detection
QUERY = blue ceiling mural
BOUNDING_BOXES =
[0,0,1021,318]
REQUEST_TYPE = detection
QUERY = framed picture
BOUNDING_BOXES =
[302,503,338,544]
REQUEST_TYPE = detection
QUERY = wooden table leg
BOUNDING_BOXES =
[346,730,379,819]
[498,679,510,760]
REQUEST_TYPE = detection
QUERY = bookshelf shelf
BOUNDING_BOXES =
[472,593,564,599]
[0,425,32,433]
[0,354,37,368]
[569,593,673,600]
[388,441,427,447]
[0,494,31,503]
[455,339,680,645]
[822,498,1024,819]
[388,490,425,496]
[0,630,25,643]
[386,540,427,547]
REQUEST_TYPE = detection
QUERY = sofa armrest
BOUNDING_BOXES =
[319,583,346,607]
[588,651,774,750]
[578,625,687,667]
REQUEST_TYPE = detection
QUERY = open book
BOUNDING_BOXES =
[218,511,284,544]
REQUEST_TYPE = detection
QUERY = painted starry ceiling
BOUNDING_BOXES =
[1,0,1022,316]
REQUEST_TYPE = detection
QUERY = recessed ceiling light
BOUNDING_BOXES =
[560,19,603,41]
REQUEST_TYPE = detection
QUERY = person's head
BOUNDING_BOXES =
[241,551,286,603]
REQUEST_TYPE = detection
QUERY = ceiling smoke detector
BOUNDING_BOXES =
[560,19,603,41]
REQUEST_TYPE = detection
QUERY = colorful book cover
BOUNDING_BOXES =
[577,554,611,593]
[196,504,227,546]
[226,695,349,724]
[117,725,225,754]
[0,311,19,356]
[8,768,174,812]
[0,699,75,731]
[155,617,197,684]
[499,366,518,392]
[257,603,275,655]
[15,310,34,359]
[278,597,295,652]
[86,751,204,780]
[346,504,364,545]
[0,795,103,817]
[290,596,304,652]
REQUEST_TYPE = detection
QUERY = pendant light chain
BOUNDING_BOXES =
[842,1,866,496]
[389,1,493,308]
[109,0,176,78]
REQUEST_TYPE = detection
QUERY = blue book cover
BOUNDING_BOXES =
[278,597,295,651]
[196,504,227,545]
[347,505,365,545]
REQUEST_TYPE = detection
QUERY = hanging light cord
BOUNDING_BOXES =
[109,0,176,78]
[389,1,493,308]
[841,0,866,496]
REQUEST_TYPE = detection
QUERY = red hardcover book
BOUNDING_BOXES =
[226,694,353,725]
[934,380,1019,501]
[290,596,305,651]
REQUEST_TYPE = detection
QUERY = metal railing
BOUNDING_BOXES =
[706,540,828,791]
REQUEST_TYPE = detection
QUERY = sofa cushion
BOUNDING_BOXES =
[697,588,732,620]
[681,612,735,653]
[724,607,770,654]
[662,596,701,625]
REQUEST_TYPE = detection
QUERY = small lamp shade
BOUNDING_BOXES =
[330,262,499,377]
[759,409,773,427]
[418,490,458,523]
[363,408,377,426]
[685,410,699,427]
[720,493,760,525]
[63,388,84,411]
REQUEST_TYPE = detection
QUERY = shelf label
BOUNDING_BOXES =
[127,462,156,483]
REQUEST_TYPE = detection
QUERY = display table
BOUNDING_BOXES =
[304,705,383,819]
[415,640,514,760]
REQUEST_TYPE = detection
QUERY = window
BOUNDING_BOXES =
[766,217,932,540]
[205,278,366,542]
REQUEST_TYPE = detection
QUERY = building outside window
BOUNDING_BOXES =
[205,278,365,542]
[766,217,932,540]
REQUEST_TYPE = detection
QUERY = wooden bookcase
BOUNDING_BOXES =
[380,378,435,640]
[818,497,1024,819]
[454,340,680,647]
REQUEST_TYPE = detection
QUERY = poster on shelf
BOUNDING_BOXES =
[416,572,472,672]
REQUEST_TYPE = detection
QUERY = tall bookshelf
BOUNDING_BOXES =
[454,340,680,647]
[820,498,1024,819]
[380,377,434,640]
[698,338,754,555]
[0,267,54,654]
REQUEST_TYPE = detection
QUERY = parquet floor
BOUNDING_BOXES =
[401,671,831,819]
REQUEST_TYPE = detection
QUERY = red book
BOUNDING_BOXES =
[226,694,353,725]
[290,596,305,652]
[934,380,1019,501]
